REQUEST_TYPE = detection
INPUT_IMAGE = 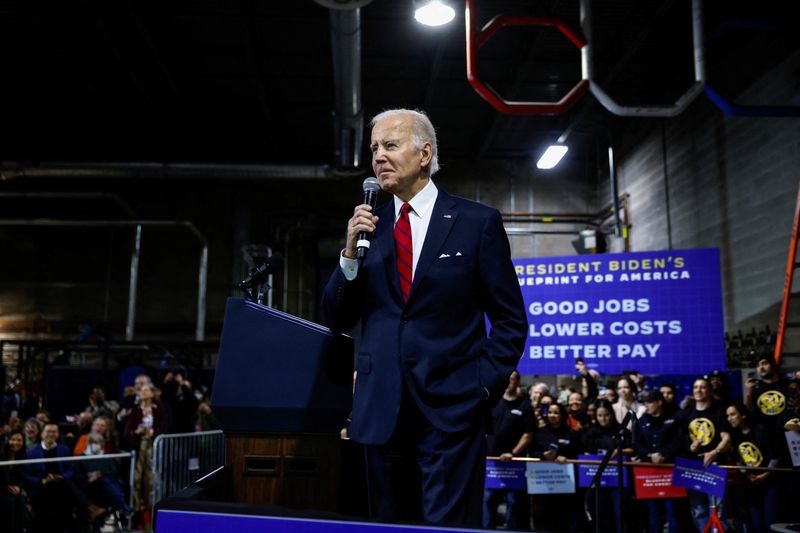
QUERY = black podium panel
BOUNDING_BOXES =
[211,298,353,434]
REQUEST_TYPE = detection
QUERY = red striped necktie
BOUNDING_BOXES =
[395,203,413,302]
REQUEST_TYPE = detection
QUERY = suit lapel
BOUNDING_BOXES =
[408,190,457,304]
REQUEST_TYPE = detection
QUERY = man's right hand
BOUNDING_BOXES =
[344,204,379,259]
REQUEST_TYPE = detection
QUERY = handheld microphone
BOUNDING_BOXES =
[356,177,380,260]
[238,253,284,289]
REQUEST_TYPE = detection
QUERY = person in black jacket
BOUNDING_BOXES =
[635,390,685,533]
[726,402,779,533]
[581,399,634,533]
[483,371,536,530]
[0,431,29,533]
[529,402,580,531]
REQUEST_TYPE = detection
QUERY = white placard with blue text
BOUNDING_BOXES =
[525,462,576,494]
[514,248,725,375]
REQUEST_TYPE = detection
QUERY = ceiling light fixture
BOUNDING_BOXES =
[414,1,455,27]
[536,145,568,169]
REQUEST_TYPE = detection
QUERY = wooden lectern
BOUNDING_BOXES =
[211,298,354,511]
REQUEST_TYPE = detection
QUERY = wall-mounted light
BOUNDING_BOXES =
[536,145,568,169]
[414,0,456,26]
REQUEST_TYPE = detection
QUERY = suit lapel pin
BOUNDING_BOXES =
[443,214,452,218]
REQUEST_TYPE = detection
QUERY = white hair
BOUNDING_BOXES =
[369,108,440,176]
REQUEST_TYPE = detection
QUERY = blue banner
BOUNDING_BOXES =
[156,510,488,532]
[514,248,725,375]
[485,460,528,490]
[671,458,727,498]
[576,455,629,488]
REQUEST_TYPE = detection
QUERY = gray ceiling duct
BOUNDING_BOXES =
[316,0,371,170]
[0,161,336,180]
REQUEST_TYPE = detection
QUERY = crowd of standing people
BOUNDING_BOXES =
[485,356,800,532]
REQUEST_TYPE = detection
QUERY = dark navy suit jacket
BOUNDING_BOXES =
[25,443,74,495]
[322,188,527,445]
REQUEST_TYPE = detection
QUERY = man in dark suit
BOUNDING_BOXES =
[322,108,527,527]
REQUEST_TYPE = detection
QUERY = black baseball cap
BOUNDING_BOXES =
[639,390,663,403]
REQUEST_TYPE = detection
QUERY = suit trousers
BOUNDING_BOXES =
[364,382,486,527]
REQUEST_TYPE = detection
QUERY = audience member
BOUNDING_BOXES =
[585,401,597,426]
[23,418,42,451]
[25,422,104,531]
[73,416,116,456]
[575,358,599,405]
[682,376,731,531]
[659,383,680,418]
[707,370,733,408]
[566,391,588,431]
[726,402,778,533]
[75,431,132,528]
[612,376,645,426]
[194,396,219,432]
[582,399,633,532]
[85,387,119,420]
[162,370,198,433]
[604,386,619,405]
[483,370,535,530]
[529,402,579,531]
[635,390,684,533]
[125,383,167,515]
[0,430,29,533]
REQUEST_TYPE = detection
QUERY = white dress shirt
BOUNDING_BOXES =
[340,179,439,281]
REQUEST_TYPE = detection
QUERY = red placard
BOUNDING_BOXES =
[633,466,687,499]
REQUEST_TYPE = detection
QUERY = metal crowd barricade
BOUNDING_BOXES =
[151,429,225,504]
[0,451,136,531]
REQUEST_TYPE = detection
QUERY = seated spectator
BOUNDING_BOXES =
[85,387,119,420]
[73,416,116,456]
[25,422,104,531]
[64,411,94,451]
[75,431,132,527]
[23,417,42,450]
[34,409,50,425]
[0,430,30,533]
[613,376,645,426]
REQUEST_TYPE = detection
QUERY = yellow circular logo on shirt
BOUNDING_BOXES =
[738,442,763,467]
[689,417,715,446]
[757,391,785,416]
[784,418,800,430]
